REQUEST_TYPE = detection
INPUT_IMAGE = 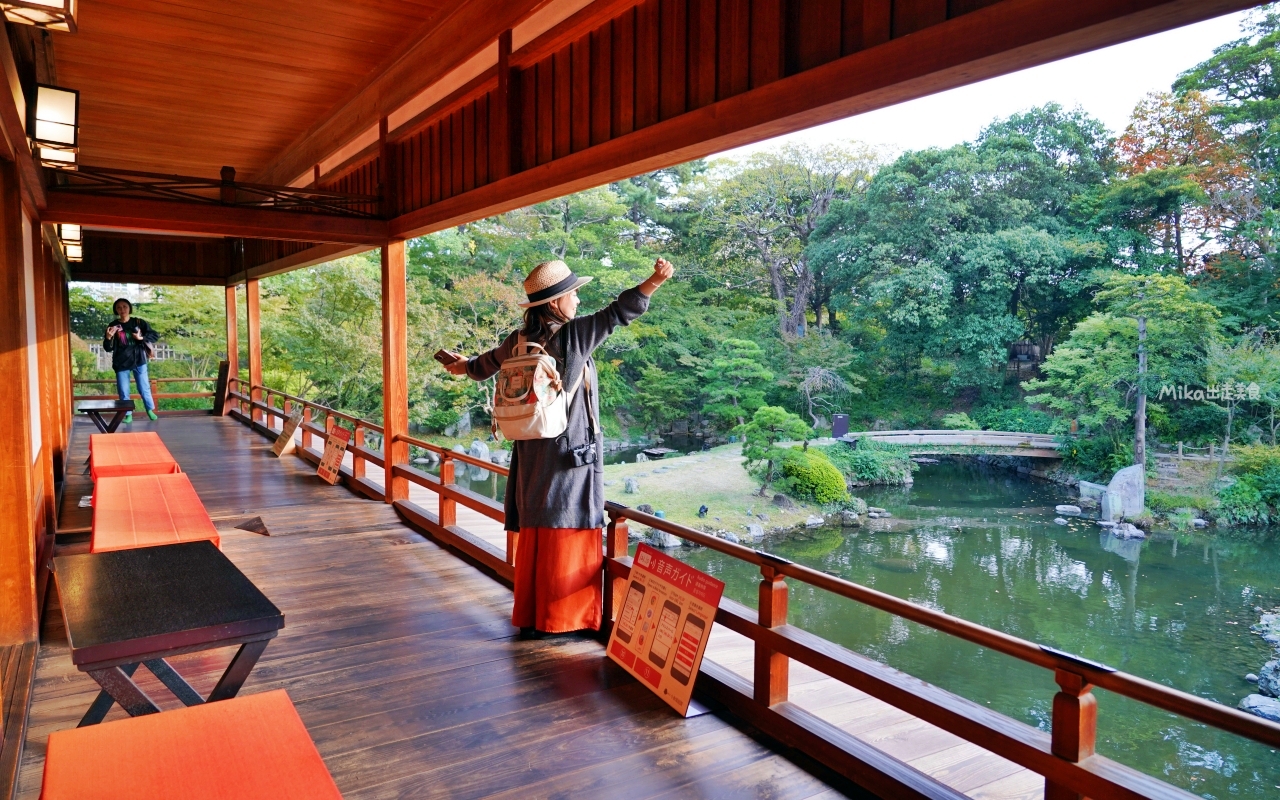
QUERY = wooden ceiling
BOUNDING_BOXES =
[50,0,461,179]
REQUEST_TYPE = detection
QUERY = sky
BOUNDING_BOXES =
[723,9,1255,161]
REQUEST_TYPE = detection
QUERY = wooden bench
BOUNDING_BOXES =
[89,432,180,480]
[91,473,220,553]
[40,690,341,799]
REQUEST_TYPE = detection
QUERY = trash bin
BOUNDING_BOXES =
[833,414,849,439]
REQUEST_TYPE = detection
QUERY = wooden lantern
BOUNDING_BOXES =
[29,83,79,169]
[1,0,77,33]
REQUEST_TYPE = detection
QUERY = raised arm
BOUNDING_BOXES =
[562,258,673,358]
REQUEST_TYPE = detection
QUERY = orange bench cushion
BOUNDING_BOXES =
[41,690,342,800]
[89,432,180,480]
[91,473,220,553]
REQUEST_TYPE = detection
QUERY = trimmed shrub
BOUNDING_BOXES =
[778,449,849,505]
[814,442,914,485]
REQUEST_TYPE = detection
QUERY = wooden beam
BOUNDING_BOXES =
[0,159,38,644]
[43,193,389,245]
[246,279,262,424]
[228,242,373,286]
[253,0,552,186]
[0,25,46,213]
[382,240,409,503]
[391,0,1257,239]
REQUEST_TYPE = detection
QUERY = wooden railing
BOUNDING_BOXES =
[226,378,387,501]
[74,377,217,411]
[228,381,1280,800]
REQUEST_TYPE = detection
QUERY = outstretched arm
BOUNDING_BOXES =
[564,258,674,356]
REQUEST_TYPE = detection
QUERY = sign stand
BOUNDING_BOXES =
[606,543,725,716]
[317,427,351,485]
[272,407,304,456]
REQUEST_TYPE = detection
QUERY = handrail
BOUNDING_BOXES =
[396,432,510,475]
[74,376,217,406]
[603,503,1280,749]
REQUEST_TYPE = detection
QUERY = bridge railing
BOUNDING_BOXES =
[225,392,1279,799]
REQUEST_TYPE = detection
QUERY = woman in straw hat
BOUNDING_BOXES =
[440,257,674,636]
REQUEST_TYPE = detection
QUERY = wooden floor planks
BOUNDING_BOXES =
[19,417,849,799]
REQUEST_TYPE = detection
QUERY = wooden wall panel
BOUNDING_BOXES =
[591,27,612,146]
[718,0,750,100]
[894,0,948,37]
[658,0,687,120]
[612,8,636,137]
[74,234,234,285]
[788,0,842,75]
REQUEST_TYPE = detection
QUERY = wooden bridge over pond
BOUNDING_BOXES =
[841,431,1062,459]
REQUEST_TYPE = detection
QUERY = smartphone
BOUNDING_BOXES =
[615,580,646,643]
[647,600,681,669]
[433,349,460,365]
[669,613,707,685]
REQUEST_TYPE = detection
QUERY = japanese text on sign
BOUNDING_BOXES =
[317,427,351,485]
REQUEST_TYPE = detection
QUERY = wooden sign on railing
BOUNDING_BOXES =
[607,544,723,717]
[272,406,303,456]
[317,427,351,485]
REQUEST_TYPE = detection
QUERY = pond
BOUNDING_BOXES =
[673,462,1280,799]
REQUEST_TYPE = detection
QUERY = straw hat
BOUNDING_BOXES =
[519,260,592,308]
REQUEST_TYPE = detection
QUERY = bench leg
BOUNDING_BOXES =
[207,639,270,702]
[79,663,140,726]
[104,411,127,433]
[145,658,205,707]
[81,664,160,724]
[86,412,110,434]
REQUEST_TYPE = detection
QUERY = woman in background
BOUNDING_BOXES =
[441,257,674,636]
[103,298,159,424]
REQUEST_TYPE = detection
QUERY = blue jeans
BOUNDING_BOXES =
[116,363,156,412]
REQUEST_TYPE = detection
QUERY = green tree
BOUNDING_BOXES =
[701,339,773,428]
[737,406,812,496]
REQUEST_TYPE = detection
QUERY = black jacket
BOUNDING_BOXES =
[103,317,158,372]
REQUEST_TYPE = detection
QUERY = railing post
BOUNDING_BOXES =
[601,510,630,638]
[754,565,789,706]
[301,406,312,451]
[352,422,365,479]
[439,454,457,527]
[1046,668,1096,800]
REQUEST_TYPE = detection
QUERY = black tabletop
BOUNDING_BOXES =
[76,399,136,413]
[53,541,284,666]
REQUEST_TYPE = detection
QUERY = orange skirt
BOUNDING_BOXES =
[512,527,603,633]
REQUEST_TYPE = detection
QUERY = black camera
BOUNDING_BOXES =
[568,440,597,468]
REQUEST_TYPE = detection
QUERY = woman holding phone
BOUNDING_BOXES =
[103,298,160,424]
[440,257,674,637]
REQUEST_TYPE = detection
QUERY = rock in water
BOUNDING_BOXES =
[697,504,708,518]
[868,506,887,514]
[1238,694,1280,722]
[648,529,682,549]
[469,439,490,461]
[623,477,640,494]
[772,493,797,509]
[1055,504,1082,515]
[1054,517,1069,525]
[1258,660,1280,698]
[840,510,862,527]
[805,515,824,528]
[637,503,655,515]
[1252,613,1280,646]
[636,453,649,463]
[1245,673,1259,683]
[1107,464,1146,518]
[845,497,868,515]
[723,532,741,544]
[745,523,765,542]
[1111,522,1146,540]
[1192,518,1208,529]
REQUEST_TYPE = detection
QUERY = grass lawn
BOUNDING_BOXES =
[602,443,820,534]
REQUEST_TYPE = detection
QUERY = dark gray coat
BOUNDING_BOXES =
[467,286,650,531]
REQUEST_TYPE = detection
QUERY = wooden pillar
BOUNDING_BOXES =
[223,284,238,415]
[246,279,262,422]
[0,159,39,643]
[601,511,630,638]
[1046,669,1097,800]
[381,240,409,502]
[754,565,789,706]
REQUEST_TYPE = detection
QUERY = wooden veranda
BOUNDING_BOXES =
[3,2,1279,798]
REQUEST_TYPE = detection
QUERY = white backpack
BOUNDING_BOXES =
[492,335,587,441]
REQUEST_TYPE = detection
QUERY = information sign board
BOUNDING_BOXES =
[271,407,304,456]
[317,427,351,485]
[606,543,724,716]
